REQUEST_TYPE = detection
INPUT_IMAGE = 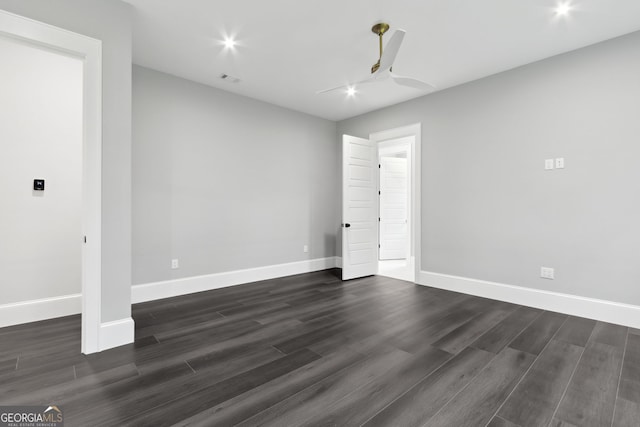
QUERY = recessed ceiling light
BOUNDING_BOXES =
[555,2,572,16]
[346,86,356,97]
[223,37,236,49]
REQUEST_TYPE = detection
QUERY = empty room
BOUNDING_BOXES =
[1,0,640,426]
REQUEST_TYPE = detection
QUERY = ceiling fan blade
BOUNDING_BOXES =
[378,29,405,73]
[316,76,375,94]
[390,73,435,91]
[316,83,350,94]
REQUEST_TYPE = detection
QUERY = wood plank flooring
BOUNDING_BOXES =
[0,269,636,426]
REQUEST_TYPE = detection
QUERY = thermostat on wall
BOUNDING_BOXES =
[33,179,45,191]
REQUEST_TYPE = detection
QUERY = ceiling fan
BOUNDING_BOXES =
[318,23,435,94]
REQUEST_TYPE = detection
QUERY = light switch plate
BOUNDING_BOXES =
[545,159,554,170]
[541,267,555,280]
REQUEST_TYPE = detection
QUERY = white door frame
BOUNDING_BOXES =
[371,124,421,281]
[0,10,103,354]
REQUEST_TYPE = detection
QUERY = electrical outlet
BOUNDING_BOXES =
[540,267,554,280]
[303,245,309,253]
[171,259,179,269]
[555,158,565,169]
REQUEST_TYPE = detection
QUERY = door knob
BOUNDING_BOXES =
[342,223,351,228]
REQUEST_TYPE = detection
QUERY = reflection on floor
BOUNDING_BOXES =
[378,258,414,282]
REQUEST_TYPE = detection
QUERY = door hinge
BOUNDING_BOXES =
[378,244,381,248]
[84,236,87,243]
[378,190,381,195]
[378,217,380,222]
[378,164,381,168]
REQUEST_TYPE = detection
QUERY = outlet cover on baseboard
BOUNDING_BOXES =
[540,267,554,280]
[171,259,179,269]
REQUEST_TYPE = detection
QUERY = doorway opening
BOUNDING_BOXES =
[377,139,413,281]
[371,124,421,283]
[0,10,103,354]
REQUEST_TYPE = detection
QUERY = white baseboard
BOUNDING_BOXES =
[419,270,640,329]
[335,257,343,268]
[132,257,339,304]
[0,294,134,352]
[99,317,135,351]
[0,293,81,328]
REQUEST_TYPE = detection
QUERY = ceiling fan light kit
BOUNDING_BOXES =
[318,22,434,95]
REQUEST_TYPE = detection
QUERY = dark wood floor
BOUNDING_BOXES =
[1,270,639,426]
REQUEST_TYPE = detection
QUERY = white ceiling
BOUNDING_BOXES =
[123,0,640,121]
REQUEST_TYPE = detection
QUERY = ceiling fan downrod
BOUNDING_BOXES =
[371,22,390,74]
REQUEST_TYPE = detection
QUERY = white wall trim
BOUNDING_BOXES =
[132,257,338,304]
[0,294,81,328]
[335,257,343,269]
[99,317,134,351]
[419,270,640,329]
[0,10,103,354]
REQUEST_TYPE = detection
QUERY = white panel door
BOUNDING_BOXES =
[342,135,378,280]
[379,157,408,260]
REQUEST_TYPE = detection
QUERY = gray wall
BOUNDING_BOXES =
[0,0,133,322]
[338,31,640,305]
[0,37,82,304]
[132,66,339,285]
